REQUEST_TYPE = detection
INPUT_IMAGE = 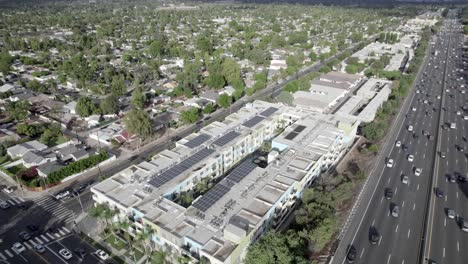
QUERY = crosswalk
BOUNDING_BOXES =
[1,196,25,206]
[0,226,71,260]
[34,196,75,224]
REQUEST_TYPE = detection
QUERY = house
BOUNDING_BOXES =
[269,59,287,71]
[0,129,20,143]
[113,130,138,144]
[219,86,236,97]
[0,83,15,93]
[89,123,123,146]
[85,115,101,128]
[37,161,64,178]
[63,101,77,115]
[183,97,202,108]
[199,91,219,103]
[7,140,48,159]
[22,151,57,168]
[9,89,35,102]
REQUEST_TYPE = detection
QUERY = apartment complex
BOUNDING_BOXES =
[91,100,358,264]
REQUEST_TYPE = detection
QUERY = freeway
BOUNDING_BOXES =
[332,10,466,264]
[424,15,468,264]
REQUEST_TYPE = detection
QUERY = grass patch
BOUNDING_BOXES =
[53,135,68,146]
[125,247,145,262]
[7,164,26,174]
[105,234,126,251]
[0,155,10,165]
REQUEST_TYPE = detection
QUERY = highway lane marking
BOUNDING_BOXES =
[395,224,399,233]
[413,203,416,211]
[387,254,392,264]
[379,236,382,245]
[417,184,420,191]
[402,260,405,264]
[443,247,445,258]
[395,187,398,195]
[360,248,365,258]
[372,219,375,226]
[380,197,383,204]
[444,218,447,227]
[445,196,447,202]
[388,177,391,183]
[407,229,411,238]
[457,241,459,252]
[402,201,405,208]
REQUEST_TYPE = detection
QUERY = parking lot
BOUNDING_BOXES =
[1,233,112,264]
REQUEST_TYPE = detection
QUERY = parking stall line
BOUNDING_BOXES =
[62,227,70,233]
[46,233,55,240]
[7,200,16,205]
[54,233,60,238]
[12,197,22,204]
[0,252,6,260]
[29,239,37,246]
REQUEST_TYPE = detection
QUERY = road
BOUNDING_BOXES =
[423,14,468,264]
[331,10,467,264]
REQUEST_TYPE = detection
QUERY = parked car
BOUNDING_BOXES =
[3,186,14,193]
[35,244,46,254]
[0,201,10,209]
[19,231,31,241]
[12,243,26,254]
[59,248,73,260]
[392,206,400,217]
[96,249,110,260]
[55,191,70,200]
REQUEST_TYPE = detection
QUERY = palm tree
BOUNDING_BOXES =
[88,204,117,235]
[118,220,137,264]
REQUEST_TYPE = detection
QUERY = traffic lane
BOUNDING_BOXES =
[45,239,82,264]
[55,234,105,264]
[22,248,49,264]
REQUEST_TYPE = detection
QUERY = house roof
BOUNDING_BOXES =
[37,161,64,175]
[7,140,48,157]
[22,151,47,165]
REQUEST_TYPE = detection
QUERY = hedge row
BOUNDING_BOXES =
[47,151,109,184]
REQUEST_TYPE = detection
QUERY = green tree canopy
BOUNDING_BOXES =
[100,94,120,115]
[179,107,200,124]
[7,100,29,121]
[217,93,232,108]
[111,75,126,96]
[76,96,97,117]
[131,86,146,109]
[0,52,14,75]
[123,109,153,139]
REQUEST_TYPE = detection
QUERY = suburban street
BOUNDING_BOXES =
[332,9,468,264]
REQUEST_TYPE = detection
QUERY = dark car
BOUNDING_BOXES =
[402,144,408,151]
[346,246,357,263]
[448,175,456,183]
[370,227,380,245]
[73,185,87,195]
[27,225,38,232]
[435,188,444,198]
[384,188,393,200]
[74,248,86,259]
[458,146,465,152]
[458,174,467,182]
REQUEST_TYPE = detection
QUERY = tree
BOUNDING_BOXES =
[131,86,146,109]
[202,103,215,114]
[76,97,96,117]
[100,95,120,115]
[40,124,63,146]
[0,52,14,75]
[217,94,232,108]
[7,100,29,121]
[16,123,42,137]
[244,232,293,264]
[221,58,243,90]
[179,107,200,124]
[123,109,153,140]
[111,75,126,96]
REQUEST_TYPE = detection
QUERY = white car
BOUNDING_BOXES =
[95,249,110,260]
[464,116,468,120]
[412,107,417,112]
[386,159,394,168]
[395,141,401,147]
[457,111,461,115]
[59,248,72,260]
[407,155,414,162]
[3,186,14,193]
[414,167,422,176]
[12,243,26,254]
[55,191,70,200]
[408,125,414,132]
[402,175,409,184]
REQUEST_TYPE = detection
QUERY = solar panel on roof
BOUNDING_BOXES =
[213,131,241,147]
[293,125,306,133]
[259,107,279,117]
[284,132,299,140]
[184,134,211,149]
[226,160,257,183]
[148,148,215,188]
[192,183,232,212]
[242,115,265,128]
